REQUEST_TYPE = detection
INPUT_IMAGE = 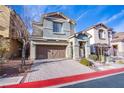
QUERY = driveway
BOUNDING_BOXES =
[25,59,94,82]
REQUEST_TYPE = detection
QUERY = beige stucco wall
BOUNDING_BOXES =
[86,29,95,45]
[0,5,10,37]
[111,42,124,56]
[86,27,109,45]
[30,41,36,60]
[94,27,109,44]
[0,6,29,59]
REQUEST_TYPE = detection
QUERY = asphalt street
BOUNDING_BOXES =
[61,73,124,88]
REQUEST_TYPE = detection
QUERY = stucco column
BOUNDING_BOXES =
[119,42,124,56]
[30,41,36,60]
[85,41,90,58]
[66,42,72,59]
[73,38,79,60]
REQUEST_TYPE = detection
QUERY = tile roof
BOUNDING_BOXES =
[112,32,124,42]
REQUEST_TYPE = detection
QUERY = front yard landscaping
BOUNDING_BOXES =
[116,60,124,64]
[0,60,32,83]
[80,58,93,67]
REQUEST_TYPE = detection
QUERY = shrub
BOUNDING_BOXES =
[116,60,124,64]
[80,58,92,66]
[89,54,98,61]
[0,37,9,72]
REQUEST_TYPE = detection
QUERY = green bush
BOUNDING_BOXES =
[89,54,98,61]
[80,58,92,66]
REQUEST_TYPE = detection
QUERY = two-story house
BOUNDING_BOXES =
[81,23,113,61]
[30,12,91,60]
[0,5,29,59]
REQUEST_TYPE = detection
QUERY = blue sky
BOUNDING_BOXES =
[9,5,124,33]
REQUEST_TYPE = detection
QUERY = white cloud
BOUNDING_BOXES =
[76,10,89,21]
[96,15,110,24]
[76,6,107,22]
[103,10,124,24]
[114,20,124,32]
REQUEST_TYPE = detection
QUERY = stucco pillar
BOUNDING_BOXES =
[66,42,72,59]
[73,38,79,60]
[30,41,36,60]
[85,41,90,58]
[119,42,124,56]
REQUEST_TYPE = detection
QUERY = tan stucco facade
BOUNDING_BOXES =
[0,5,29,59]
[86,27,111,45]
[0,5,10,37]
[111,42,124,56]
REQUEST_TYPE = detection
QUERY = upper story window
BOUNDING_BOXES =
[53,22,62,32]
[108,31,111,38]
[98,29,105,39]
[70,24,74,31]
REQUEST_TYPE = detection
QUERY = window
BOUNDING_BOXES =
[53,22,62,32]
[108,31,111,38]
[70,24,74,31]
[98,29,104,39]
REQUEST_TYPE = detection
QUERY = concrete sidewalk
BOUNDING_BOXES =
[25,59,94,82]
[1,67,124,88]
[92,62,124,71]
[0,76,23,86]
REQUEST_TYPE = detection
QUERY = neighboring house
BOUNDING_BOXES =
[81,23,113,60]
[0,5,29,59]
[30,12,91,60]
[69,32,91,59]
[111,32,124,57]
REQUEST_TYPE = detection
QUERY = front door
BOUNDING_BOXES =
[113,45,118,56]
[79,41,85,58]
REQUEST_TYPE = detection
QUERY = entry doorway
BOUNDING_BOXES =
[79,41,86,58]
[113,45,118,56]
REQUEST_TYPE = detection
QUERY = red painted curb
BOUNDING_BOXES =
[1,67,124,88]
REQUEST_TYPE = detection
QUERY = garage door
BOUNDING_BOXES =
[36,45,66,59]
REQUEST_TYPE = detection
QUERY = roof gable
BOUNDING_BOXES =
[43,12,75,24]
[80,23,112,33]
[76,34,89,40]
[45,12,67,19]
[94,23,108,29]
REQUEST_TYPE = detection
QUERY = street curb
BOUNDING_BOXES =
[1,67,124,88]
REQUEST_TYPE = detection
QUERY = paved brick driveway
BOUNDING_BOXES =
[25,59,94,82]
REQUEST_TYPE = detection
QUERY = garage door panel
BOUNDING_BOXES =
[36,45,66,59]
[36,45,48,59]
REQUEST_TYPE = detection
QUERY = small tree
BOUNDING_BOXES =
[0,37,9,72]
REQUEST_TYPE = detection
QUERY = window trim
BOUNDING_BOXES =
[98,29,105,40]
[53,21,63,33]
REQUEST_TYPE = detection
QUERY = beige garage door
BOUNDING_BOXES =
[36,45,66,59]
